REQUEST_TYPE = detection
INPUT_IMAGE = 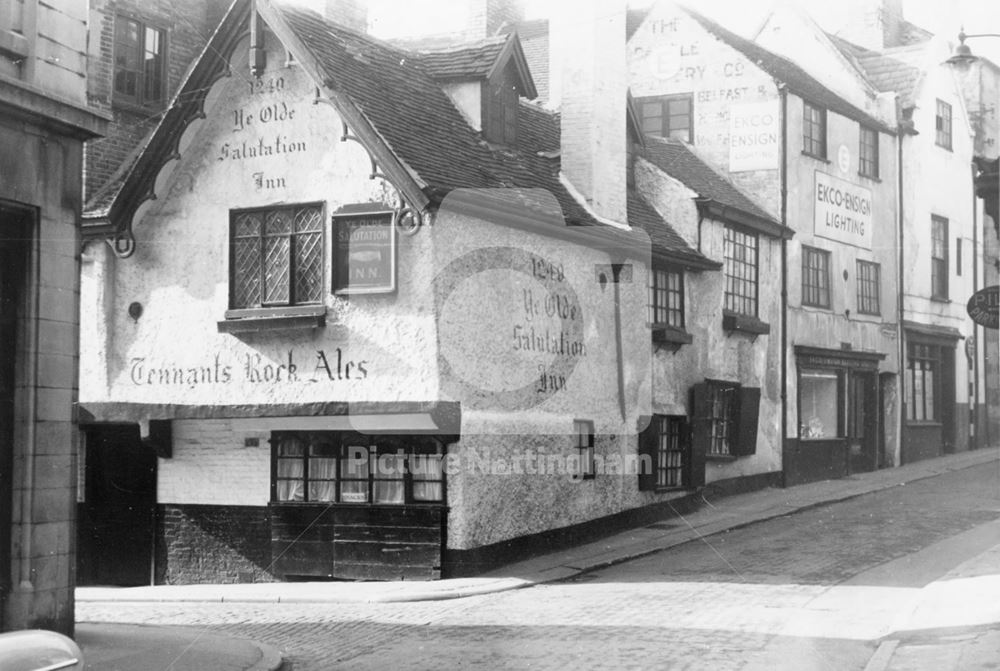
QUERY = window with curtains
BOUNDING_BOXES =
[272,432,445,504]
[230,204,324,310]
[114,15,166,108]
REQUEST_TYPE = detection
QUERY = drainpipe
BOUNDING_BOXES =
[18,211,42,590]
[612,263,627,422]
[897,121,907,466]
[779,83,789,483]
[972,160,979,450]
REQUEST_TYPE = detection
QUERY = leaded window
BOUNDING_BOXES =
[648,267,684,328]
[230,204,324,309]
[856,260,880,315]
[724,225,758,317]
[802,246,831,308]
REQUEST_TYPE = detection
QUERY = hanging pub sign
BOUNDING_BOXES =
[967,285,999,329]
[332,209,397,294]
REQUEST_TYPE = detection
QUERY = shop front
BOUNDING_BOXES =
[785,346,886,486]
[902,323,960,464]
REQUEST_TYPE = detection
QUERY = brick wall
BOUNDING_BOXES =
[156,504,274,584]
[85,0,229,200]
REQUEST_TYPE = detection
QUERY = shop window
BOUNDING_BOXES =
[230,204,324,310]
[638,94,693,142]
[931,215,949,300]
[724,225,758,317]
[935,99,952,150]
[859,125,879,178]
[803,101,826,159]
[856,260,881,315]
[272,432,445,504]
[799,369,845,439]
[802,245,831,308]
[483,63,519,146]
[572,419,595,480]
[691,381,760,458]
[638,415,695,490]
[648,267,684,328]
[114,15,166,108]
[906,343,940,421]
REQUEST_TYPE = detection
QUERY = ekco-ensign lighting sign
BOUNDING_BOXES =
[814,171,873,249]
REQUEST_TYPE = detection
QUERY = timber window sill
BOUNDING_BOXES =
[722,312,770,336]
[218,305,326,334]
[651,324,693,348]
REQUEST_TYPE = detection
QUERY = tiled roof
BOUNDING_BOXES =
[518,100,559,154]
[855,44,926,109]
[640,136,789,238]
[681,7,894,134]
[627,191,720,269]
[414,35,508,80]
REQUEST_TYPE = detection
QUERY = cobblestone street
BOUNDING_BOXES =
[78,464,1000,670]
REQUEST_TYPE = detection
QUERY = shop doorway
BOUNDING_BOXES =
[77,425,157,586]
[0,205,29,624]
[848,371,878,474]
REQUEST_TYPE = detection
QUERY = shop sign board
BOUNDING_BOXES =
[813,171,873,249]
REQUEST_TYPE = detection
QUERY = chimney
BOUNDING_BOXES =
[838,0,904,50]
[555,0,628,224]
[325,0,368,33]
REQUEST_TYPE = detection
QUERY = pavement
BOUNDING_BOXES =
[74,446,1000,671]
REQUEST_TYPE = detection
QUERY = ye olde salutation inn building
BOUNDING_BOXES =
[74,0,997,585]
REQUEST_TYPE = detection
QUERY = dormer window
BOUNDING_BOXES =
[483,63,519,146]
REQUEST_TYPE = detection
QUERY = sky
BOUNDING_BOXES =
[362,0,1000,63]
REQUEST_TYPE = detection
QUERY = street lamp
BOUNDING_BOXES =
[947,29,1000,66]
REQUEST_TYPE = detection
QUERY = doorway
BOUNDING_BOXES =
[77,425,157,586]
[848,371,878,474]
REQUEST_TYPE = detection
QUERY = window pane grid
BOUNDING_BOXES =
[931,216,948,299]
[859,126,878,178]
[639,95,693,142]
[802,246,831,308]
[655,416,686,488]
[724,226,758,316]
[856,260,880,314]
[803,102,826,157]
[706,385,737,456]
[114,16,165,106]
[936,99,952,149]
[907,343,940,422]
[648,268,684,328]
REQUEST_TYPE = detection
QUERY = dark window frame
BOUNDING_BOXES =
[931,215,949,300]
[482,63,519,146]
[801,245,831,309]
[648,266,684,328]
[637,94,694,142]
[113,14,167,108]
[639,415,690,491]
[935,99,953,150]
[856,260,881,315]
[724,225,759,317]
[229,203,325,311]
[572,419,595,480]
[803,101,827,159]
[271,431,446,505]
[906,343,941,422]
[859,125,879,178]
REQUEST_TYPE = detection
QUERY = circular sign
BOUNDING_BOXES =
[838,145,851,174]
[967,285,1000,329]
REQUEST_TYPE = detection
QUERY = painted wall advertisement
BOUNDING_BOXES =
[813,171,873,249]
[729,101,779,172]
